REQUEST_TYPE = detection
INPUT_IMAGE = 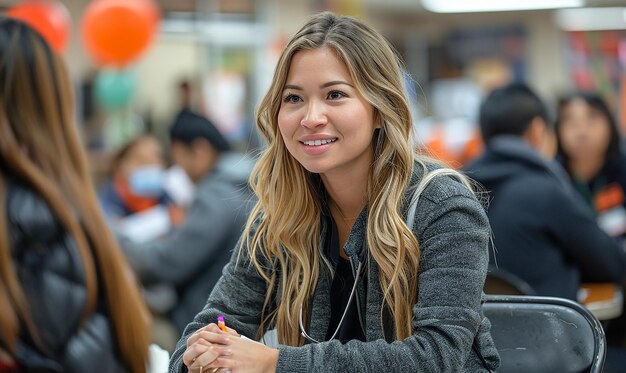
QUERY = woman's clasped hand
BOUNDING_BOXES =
[183,324,278,373]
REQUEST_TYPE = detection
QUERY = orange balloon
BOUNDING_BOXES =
[82,0,160,67]
[7,0,70,53]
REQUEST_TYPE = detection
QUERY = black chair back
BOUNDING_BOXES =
[482,295,606,373]
[484,267,536,296]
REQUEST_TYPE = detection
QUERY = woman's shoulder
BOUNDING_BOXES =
[405,159,489,239]
[408,159,477,204]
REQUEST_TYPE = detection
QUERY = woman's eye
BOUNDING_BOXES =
[283,94,302,104]
[327,91,347,100]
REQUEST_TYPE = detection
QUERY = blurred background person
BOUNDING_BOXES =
[176,79,194,116]
[556,92,626,359]
[97,134,186,352]
[556,93,626,239]
[97,134,188,248]
[118,110,255,337]
[0,18,151,372]
[98,134,171,220]
[465,83,626,300]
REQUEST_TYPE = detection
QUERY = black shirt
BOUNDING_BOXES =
[324,215,366,343]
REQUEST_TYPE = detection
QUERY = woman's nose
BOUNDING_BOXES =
[300,101,327,128]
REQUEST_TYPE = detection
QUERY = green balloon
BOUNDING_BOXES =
[94,69,136,110]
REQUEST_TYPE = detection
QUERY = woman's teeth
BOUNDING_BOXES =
[302,138,337,146]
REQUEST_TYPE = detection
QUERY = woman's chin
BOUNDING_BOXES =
[296,160,331,175]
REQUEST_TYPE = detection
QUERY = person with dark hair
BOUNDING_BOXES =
[118,110,255,334]
[465,83,626,300]
[168,110,232,183]
[556,93,626,238]
[479,83,550,141]
[556,93,626,360]
[0,18,151,372]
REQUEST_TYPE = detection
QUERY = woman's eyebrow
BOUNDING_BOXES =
[320,80,354,89]
[283,84,303,91]
[283,81,354,91]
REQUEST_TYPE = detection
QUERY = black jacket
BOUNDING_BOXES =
[464,136,626,300]
[4,174,125,372]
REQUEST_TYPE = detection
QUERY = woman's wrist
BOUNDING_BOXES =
[264,348,279,373]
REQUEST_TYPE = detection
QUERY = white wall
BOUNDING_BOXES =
[135,34,202,130]
[525,13,571,102]
[268,0,313,36]
[60,0,92,78]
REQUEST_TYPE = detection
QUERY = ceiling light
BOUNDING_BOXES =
[422,0,585,13]
[555,7,626,31]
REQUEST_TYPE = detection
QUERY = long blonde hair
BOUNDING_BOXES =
[243,12,422,345]
[0,19,151,372]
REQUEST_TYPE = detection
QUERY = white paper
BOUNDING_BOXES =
[117,205,171,243]
[147,344,170,373]
[597,206,626,237]
[163,166,196,207]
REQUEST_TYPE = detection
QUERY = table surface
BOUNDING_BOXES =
[580,283,623,320]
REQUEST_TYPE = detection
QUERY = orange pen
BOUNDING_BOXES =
[217,315,226,332]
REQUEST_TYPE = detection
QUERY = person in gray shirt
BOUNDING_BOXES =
[170,12,499,373]
[120,111,255,333]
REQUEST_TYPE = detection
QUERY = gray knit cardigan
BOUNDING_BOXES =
[169,164,500,372]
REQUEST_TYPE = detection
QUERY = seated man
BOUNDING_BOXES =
[465,83,626,300]
[120,111,255,332]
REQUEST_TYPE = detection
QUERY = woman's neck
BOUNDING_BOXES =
[321,169,368,220]
[568,156,605,182]
[322,170,367,259]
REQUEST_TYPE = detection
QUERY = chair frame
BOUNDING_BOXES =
[482,294,606,373]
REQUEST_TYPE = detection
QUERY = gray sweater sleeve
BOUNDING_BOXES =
[168,242,270,372]
[276,184,491,372]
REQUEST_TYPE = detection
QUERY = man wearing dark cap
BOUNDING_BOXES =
[120,111,255,334]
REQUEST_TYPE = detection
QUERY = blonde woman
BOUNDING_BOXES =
[170,12,499,373]
[0,19,151,372]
